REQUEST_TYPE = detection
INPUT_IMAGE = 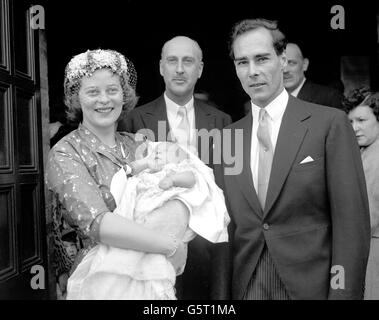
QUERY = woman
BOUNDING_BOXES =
[46,49,187,299]
[67,141,229,299]
[344,87,379,299]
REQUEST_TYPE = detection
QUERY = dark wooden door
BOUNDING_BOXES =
[0,0,48,299]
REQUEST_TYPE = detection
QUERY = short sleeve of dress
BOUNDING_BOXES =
[45,142,111,241]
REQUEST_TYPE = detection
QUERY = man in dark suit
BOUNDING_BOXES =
[118,36,232,299]
[212,18,370,300]
[283,42,343,109]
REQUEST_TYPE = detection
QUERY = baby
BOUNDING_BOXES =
[67,141,229,300]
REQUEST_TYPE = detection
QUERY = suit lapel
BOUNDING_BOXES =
[297,79,311,102]
[263,96,310,216]
[194,99,215,130]
[194,99,216,156]
[234,111,263,217]
[142,95,171,141]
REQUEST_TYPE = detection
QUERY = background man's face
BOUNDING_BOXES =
[233,28,286,107]
[283,43,308,93]
[160,37,203,102]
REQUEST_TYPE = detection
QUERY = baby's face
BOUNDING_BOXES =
[154,143,187,164]
[63,241,78,260]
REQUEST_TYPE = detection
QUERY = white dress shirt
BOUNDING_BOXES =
[163,93,198,215]
[289,77,306,97]
[250,89,289,192]
[164,93,196,148]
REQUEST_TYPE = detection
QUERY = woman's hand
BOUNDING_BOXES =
[167,241,187,275]
[159,176,174,189]
[98,200,189,256]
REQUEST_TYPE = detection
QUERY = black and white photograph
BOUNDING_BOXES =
[0,0,379,309]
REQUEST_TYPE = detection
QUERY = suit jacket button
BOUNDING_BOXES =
[263,223,269,230]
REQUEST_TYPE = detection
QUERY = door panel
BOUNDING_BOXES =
[0,1,3,66]
[15,90,37,169]
[0,186,16,279]
[0,83,11,168]
[20,183,40,267]
[0,0,10,71]
[13,0,34,79]
[0,0,48,299]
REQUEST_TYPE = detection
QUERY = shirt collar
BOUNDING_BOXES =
[289,77,306,97]
[251,88,289,122]
[164,93,194,116]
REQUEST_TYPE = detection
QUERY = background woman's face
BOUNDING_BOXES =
[78,69,123,132]
[63,241,77,260]
[348,105,379,147]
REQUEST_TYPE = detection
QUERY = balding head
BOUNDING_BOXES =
[286,43,305,60]
[283,42,309,93]
[161,36,203,62]
[159,36,204,105]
